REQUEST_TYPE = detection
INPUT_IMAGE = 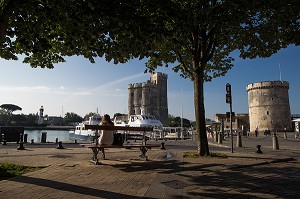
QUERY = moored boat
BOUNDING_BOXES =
[69,113,102,141]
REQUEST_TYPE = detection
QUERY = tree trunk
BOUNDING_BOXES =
[193,69,210,156]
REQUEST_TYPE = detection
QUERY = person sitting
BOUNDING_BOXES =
[97,114,114,145]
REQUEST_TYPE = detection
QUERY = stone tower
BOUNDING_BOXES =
[246,81,292,132]
[128,72,168,126]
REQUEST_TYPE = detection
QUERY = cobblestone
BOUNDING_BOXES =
[0,138,299,198]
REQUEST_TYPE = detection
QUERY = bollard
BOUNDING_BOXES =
[24,134,28,143]
[160,142,166,150]
[55,137,58,143]
[236,132,242,147]
[283,132,287,139]
[218,133,222,144]
[57,141,64,149]
[214,132,218,142]
[256,145,262,153]
[17,142,25,150]
[2,134,7,145]
[19,133,23,143]
[41,132,47,143]
[273,133,279,150]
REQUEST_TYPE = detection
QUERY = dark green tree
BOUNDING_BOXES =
[0,0,299,155]
[0,104,22,115]
[64,112,83,124]
[168,114,191,127]
[26,113,38,125]
[84,112,98,121]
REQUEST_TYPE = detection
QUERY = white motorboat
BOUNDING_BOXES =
[127,114,163,130]
[113,109,163,130]
[113,109,163,140]
[69,113,102,141]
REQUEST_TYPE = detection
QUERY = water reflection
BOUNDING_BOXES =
[24,130,70,143]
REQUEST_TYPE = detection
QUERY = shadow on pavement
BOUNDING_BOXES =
[8,175,155,199]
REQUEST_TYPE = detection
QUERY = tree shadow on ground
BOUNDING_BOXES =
[8,175,154,199]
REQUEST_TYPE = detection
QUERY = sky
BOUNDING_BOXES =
[0,45,299,121]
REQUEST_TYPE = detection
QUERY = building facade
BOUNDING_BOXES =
[247,81,292,132]
[128,72,168,126]
[214,113,250,131]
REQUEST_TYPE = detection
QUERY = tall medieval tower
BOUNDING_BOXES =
[246,81,292,132]
[128,72,168,126]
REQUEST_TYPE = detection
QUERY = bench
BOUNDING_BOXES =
[82,142,161,165]
[82,125,164,165]
[0,126,24,144]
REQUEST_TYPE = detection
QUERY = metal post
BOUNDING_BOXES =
[230,102,233,153]
[226,83,233,153]
[95,125,99,144]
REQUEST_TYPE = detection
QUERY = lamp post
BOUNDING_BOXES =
[226,83,233,153]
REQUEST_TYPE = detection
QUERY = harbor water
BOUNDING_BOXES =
[24,130,70,143]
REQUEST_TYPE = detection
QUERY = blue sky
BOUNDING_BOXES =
[0,45,299,121]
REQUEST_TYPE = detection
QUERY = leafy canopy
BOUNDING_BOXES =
[1,0,299,155]
[0,104,22,115]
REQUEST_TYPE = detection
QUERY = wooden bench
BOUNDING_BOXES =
[82,125,164,165]
[82,142,161,165]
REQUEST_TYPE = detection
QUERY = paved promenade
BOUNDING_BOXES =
[0,135,299,199]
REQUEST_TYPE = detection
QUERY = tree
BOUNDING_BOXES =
[0,1,299,156]
[84,112,97,121]
[168,114,191,127]
[64,112,83,124]
[0,104,22,115]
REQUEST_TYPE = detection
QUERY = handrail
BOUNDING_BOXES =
[84,125,153,132]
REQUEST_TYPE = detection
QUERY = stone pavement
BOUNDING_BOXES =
[0,138,299,199]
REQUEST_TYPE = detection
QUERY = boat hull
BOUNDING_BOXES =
[69,130,96,141]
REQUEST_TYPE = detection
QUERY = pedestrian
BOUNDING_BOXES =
[255,129,258,137]
[98,114,114,145]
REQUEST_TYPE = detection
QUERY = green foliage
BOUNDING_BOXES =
[168,114,191,127]
[0,162,42,179]
[84,112,97,121]
[1,0,298,156]
[0,104,22,115]
[64,112,83,124]
[183,152,228,158]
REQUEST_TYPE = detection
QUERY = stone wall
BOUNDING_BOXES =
[128,72,168,126]
[247,81,292,132]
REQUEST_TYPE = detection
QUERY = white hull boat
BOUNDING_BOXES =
[69,113,102,141]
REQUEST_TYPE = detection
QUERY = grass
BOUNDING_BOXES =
[183,152,228,159]
[0,162,43,180]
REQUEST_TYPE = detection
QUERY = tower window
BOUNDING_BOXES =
[267,111,269,115]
